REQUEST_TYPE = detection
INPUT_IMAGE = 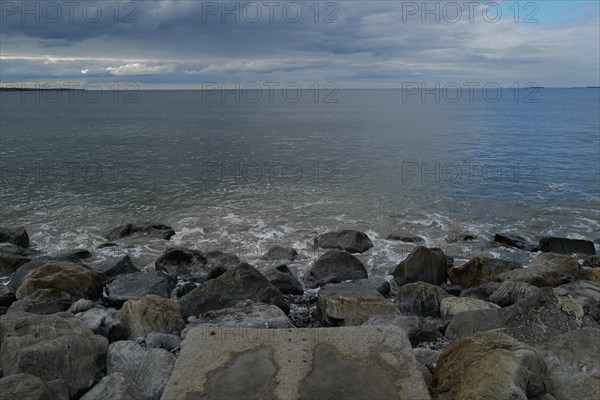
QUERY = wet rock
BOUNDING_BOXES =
[498,253,580,287]
[396,281,451,317]
[155,247,208,279]
[448,257,499,289]
[458,282,503,301]
[0,284,16,307]
[8,288,72,315]
[79,307,125,342]
[314,230,374,253]
[489,281,541,307]
[307,250,368,284]
[439,297,499,317]
[0,250,31,275]
[179,262,288,318]
[261,246,298,261]
[52,248,93,261]
[0,373,68,400]
[80,373,146,400]
[445,233,477,243]
[105,270,176,307]
[106,222,175,241]
[161,326,430,400]
[15,261,103,300]
[0,311,108,398]
[431,331,551,399]
[536,328,600,400]
[146,332,181,351]
[99,255,139,282]
[363,315,443,346]
[0,226,29,248]
[493,232,538,251]
[263,264,304,295]
[386,232,425,243]
[119,294,185,340]
[539,236,596,255]
[393,246,449,287]
[317,284,398,326]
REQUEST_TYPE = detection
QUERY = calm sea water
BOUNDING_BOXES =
[1,89,599,273]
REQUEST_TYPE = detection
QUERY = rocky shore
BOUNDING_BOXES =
[0,224,598,399]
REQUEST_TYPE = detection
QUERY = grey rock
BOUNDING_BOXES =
[161,326,430,400]
[134,348,176,400]
[413,348,442,366]
[107,341,147,378]
[146,332,181,351]
[7,288,72,315]
[363,315,443,346]
[0,250,31,275]
[582,255,600,268]
[79,307,125,342]
[6,257,54,291]
[493,232,538,251]
[263,264,304,295]
[498,253,581,287]
[119,294,185,340]
[307,250,368,284]
[80,373,146,400]
[99,255,139,282]
[489,281,541,307]
[539,236,596,255]
[0,226,29,248]
[106,222,175,241]
[105,270,176,307]
[0,373,68,400]
[386,232,425,243]
[395,281,451,317]
[346,277,391,297]
[52,248,93,261]
[314,230,374,253]
[0,312,108,398]
[439,297,499,317]
[261,246,298,261]
[317,284,398,326]
[203,250,240,270]
[68,298,95,313]
[393,246,449,286]
[178,262,288,318]
[459,282,503,301]
[154,247,208,279]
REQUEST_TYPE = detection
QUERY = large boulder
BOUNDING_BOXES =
[316,284,398,326]
[107,340,147,378]
[448,257,499,289]
[106,222,175,241]
[0,227,29,248]
[539,236,596,255]
[80,373,146,400]
[105,270,176,307]
[493,232,538,251]
[446,288,594,344]
[536,328,600,400]
[439,297,499,318]
[261,246,298,261]
[98,255,139,282]
[498,253,580,287]
[154,247,208,279]
[262,264,304,295]
[119,294,185,339]
[396,281,451,317]
[161,326,430,400]
[0,312,108,398]
[314,230,374,253]
[15,261,103,300]
[178,262,288,318]
[430,331,551,399]
[489,281,541,307]
[307,250,368,284]
[363,315,444,346]
[0,373,68,400]
[393,247,449,286]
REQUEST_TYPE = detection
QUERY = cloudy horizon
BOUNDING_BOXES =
[1,0,599,89]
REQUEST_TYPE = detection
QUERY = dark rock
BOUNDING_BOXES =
[363,315,443,346]
[0,373,68,400]
[498,253,580,287]
[393,246,449,286]
[105,270,177,307]
[146,332,181,351]
[440,283,462,296]
[386,232,425,243]
[7,288,72,315]
[0,249,31,275]
[350,277,391,297]
[263,264,304,295]
[7,256,54,291]
[316,284,398,326]
[261,246,298,261]
[0,311,108,398]
[459,282,502,301]
[0,226,29,248]
[178,262,289,318]
[445,233,477,243]
[176,282,198,298]
[15,261,103,300]
[489,281,541,307]
[493,232,538,251]
[395,281,451,317]
[431,331,551,400]
[99,255,139,282]
[119,294,185,340]
[448,257,499,289]
[106,222,175,241]
[314,230,374,253]
[96,242,118,249]
[80,373,146,400]
[107,341,147,379]
[53,248,93,261]
[539,236,596,255]
[155,247,208,279]
[307,250,368,284]
[0,284,16,307]
[79,307,125,342]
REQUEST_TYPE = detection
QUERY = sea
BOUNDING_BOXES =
[1,88,599,278]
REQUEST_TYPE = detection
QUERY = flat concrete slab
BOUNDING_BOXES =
[161,326,430,400]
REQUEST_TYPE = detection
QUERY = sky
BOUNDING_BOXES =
[0,0,599,88]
